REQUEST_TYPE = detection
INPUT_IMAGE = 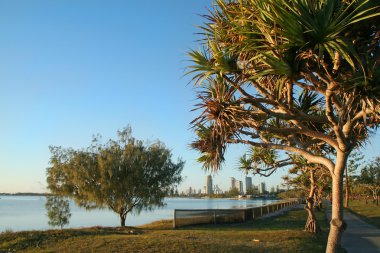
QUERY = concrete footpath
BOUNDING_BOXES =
[325,203,380,253]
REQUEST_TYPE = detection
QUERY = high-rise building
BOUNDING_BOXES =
[230,177,236,190]
[238,181,243,194]
[214,184,221,195]
[234,180,240,190]
[259,182,266,194]
[245,177,252,193]
[206,175,213,195]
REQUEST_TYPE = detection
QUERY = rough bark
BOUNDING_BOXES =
[326,152,348,253]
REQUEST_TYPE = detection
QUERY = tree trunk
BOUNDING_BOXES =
[326,152,347,253]
[305,204,321,233]
[305,169,321,233]
[315,187,323,211]
[120,213,126,227]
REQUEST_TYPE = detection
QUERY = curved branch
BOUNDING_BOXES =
[229,138,335,173]
[240,123,339,150]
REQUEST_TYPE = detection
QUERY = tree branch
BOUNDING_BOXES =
[229,138,335,173]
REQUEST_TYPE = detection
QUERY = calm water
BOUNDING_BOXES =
[0,196,277,232]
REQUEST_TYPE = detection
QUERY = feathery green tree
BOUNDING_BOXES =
[47,127,184,226]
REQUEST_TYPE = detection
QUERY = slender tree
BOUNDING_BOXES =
[283,164,331,233]
[47,127,184,226]
[188,1,380,252]
[239,148,326,233]
[45,195,71,229]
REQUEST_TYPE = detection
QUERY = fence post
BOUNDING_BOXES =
[260,206,263,217]
[173,209,177,229]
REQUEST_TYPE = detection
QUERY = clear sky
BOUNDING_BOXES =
[1,0,379,194]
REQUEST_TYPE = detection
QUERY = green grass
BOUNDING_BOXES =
[0,207,344,253]
[346,199,380,228]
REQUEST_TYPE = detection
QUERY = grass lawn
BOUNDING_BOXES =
[0,207,345,253]
[346,199,380,228]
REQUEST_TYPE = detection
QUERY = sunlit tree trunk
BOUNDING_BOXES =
[326,152,348,253]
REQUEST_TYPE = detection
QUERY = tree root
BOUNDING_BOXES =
[304,209,321,233]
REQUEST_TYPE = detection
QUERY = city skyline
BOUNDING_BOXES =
[182,175,283,195]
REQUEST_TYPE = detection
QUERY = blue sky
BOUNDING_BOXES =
[1,1,379,194]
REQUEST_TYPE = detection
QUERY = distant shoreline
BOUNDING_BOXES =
[0,192,49,196]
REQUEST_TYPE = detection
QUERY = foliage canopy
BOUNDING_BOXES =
[46,126,184,226]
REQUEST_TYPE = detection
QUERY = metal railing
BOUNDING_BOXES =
[173,199,299,228]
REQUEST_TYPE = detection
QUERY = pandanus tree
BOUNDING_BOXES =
[284,165,322,233]
[188,0,380,252]
[282,161,331,233]
[239,148,327,233]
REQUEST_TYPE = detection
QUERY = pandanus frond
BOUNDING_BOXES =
[237,147,279,174]
[296,90,324,114]
[191,124,227,171]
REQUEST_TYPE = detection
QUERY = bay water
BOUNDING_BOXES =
[0,196,277,232]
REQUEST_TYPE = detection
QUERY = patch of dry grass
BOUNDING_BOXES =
[0,208,344,253]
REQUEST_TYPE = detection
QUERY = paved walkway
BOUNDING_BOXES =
[325,203,380,253]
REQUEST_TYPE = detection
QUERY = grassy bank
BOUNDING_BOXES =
[346,199,380,228]
[0,207,343,253]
